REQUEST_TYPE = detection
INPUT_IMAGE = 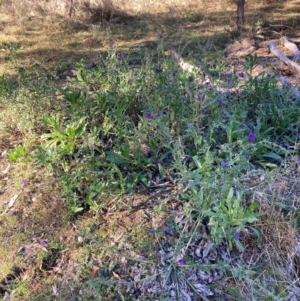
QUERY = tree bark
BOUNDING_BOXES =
[237,0,245,33]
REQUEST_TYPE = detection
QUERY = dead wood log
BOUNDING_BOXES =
[267,41,300,75]
[164,50,201,73]
[166,45,300,99]
[231,45,257,58]
[280,36,300,61]
[258,40,277,48]
[280,76,300,98]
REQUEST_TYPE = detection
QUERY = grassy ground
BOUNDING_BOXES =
[0,0,300,300]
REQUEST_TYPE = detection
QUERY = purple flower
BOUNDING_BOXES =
[21,179,28,185]
[154,66,161,73]
[178,258,185,265]
[165,228,173,234]
[221,161,229,168]
[157,32,163,39]
[238,71,244,78]
[40,240,47,246]
[146,113,153,120]
[92,116,97,122]
[183,156,189,163]
[217,97,223,104]
[60,126,65,131]
[233,189,237,197]
[205,81,211,87]
[97,51,101,57]
[296,157,300,163]
[248,133,256,142]
[234,233,240,240]
[197,95,203,101]
[117,53,123,59]
[224,51,229,57]
[248,166,253,172]
[155,112,161,117]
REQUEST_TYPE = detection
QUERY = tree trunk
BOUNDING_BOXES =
[237,0,245,33]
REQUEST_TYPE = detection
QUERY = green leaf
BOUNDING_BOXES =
[120,143,130,159]
[275,202,290,210]
[157,163,164,178]
[259,162,278,169]
[242,214,260,223]
[192,156,202,169]
[234,239,245,252]
[245,200,259,213]
[262,152,282,161]
[179,192,191,201]
[106,151,129,164]
[284,135,296,144]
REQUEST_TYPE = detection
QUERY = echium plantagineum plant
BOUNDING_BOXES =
[204,188,263,250]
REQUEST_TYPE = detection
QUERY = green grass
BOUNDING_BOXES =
[1,1,300,300]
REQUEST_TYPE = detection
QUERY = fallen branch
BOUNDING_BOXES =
[267,41,300,75]
[280,76,300,98]
[164,50,202,73]
[280,36,300,61]
[231,45,257,58]
[166,46,300,99]
[165,50,239,95]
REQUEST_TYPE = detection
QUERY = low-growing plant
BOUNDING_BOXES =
[204,188,263,250]
[7,144,28,162]
[41,115,87,154]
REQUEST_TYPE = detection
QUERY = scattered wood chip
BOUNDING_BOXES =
[2,163,10,174]
[8,193,19,208]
